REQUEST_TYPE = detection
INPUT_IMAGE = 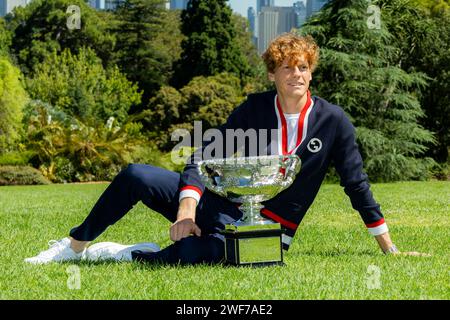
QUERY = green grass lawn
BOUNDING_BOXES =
[0,181,448,299]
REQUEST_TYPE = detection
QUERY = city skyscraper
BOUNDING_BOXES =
[293,1,307,28]
[306,0,328,18]
[89,0,125,10]
[258,6,297,54]
[247,6,256,36]
[256,0,274,14]
[0,0,29,17]
[89,0,105,10]
[170,0,188,10]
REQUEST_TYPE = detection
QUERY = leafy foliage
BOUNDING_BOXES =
[380,0,450,163]
[412,0,450,16]
[172,0,252,88]
[299,0,436,181]
[231,13,272,95]
[0,151,35,166]
[0,165,50,185]
[0,18,12,56]
[6,0,116,74]
[0,57,29,153]
[25,48,141,124]
[113,0,184,107]
[146,72,245,150]
[23,101,145,182]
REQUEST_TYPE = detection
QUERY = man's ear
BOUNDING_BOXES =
[268,73,275,82]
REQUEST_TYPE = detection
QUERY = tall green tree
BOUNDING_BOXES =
[146,73,245,150]
[299,0,436,181]
[26,48,141,124]
[172,0,252,88]
[113,0,184,108]
[0,57,29,153]
[6,0,116,74]
[0,19,12,56]
[381,0,450,164]
[231,13,271,94]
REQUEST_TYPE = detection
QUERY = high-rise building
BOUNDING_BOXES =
[258,6,297,54]
[89,0,105,10]
[170,0,188,10]
[293,1,307,28]
[89,0,125,10]
[257,0,274,14]
[247,7,256,36]
[0,0,29,17]
[306,0,328,19]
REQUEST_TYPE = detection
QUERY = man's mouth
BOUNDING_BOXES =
[288,83,304,87]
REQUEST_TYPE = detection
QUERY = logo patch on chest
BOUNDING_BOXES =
[307,138,322,153]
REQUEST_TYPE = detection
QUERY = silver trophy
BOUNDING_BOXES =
[198,155,301,266]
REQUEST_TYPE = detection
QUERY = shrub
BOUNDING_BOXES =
[25,48,141,125]
[131,144,190,173]
[0,151,35,166]
[23,101,145,182]
[0,57,29,153]
[0,165,50,185]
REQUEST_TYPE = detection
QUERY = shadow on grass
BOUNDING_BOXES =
[53,248,379,270]
[292,248,377,257]
[57,259,226,270]
[57,259,287,271]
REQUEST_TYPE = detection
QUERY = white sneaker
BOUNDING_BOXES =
[24,237,85,265]
[85,242,160,262]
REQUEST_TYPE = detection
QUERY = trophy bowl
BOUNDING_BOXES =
[198,154,301,225]
[198,155,301,266]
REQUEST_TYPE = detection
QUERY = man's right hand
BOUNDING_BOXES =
[170,218,201,242]
[170,197,201,242]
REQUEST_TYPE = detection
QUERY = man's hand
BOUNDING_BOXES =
[375,232,431,257]
[170,218,201,242]
[170,197,201,242]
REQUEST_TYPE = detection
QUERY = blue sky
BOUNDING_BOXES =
[228,0,306,17]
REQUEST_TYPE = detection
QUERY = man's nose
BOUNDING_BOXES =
[292,67,302,76]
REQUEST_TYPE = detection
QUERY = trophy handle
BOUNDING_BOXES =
[198,162,226,197]
[280,155,301,187]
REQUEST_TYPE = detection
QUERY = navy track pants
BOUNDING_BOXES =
[69,164,243,265]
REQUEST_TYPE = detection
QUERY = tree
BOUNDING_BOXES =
[0,57,29,153]
[172,0,252,88]
[113,0,184,108]
[0,18,12,56]
[23,100,145,182]
[381,0,450,164]
[231,13,271,94]
[299,0,436,181]
[146,73,245,150]
[25,48,141,125]
[6,0,116,74]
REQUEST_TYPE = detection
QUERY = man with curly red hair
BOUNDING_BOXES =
[26,33,423,266]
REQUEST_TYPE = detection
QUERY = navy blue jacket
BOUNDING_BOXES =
[179,90,387,249]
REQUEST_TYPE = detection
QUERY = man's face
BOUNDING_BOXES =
[268,56,312,99]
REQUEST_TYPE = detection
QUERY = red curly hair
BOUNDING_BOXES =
[262,33,320,73]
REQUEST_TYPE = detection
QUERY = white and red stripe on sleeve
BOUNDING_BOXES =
[179,186,203,205]
[366,218,389,236]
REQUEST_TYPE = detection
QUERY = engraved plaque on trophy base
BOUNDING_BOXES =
[221,222,284,267]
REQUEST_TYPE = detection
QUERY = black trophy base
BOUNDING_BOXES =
[220,224,284,267]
